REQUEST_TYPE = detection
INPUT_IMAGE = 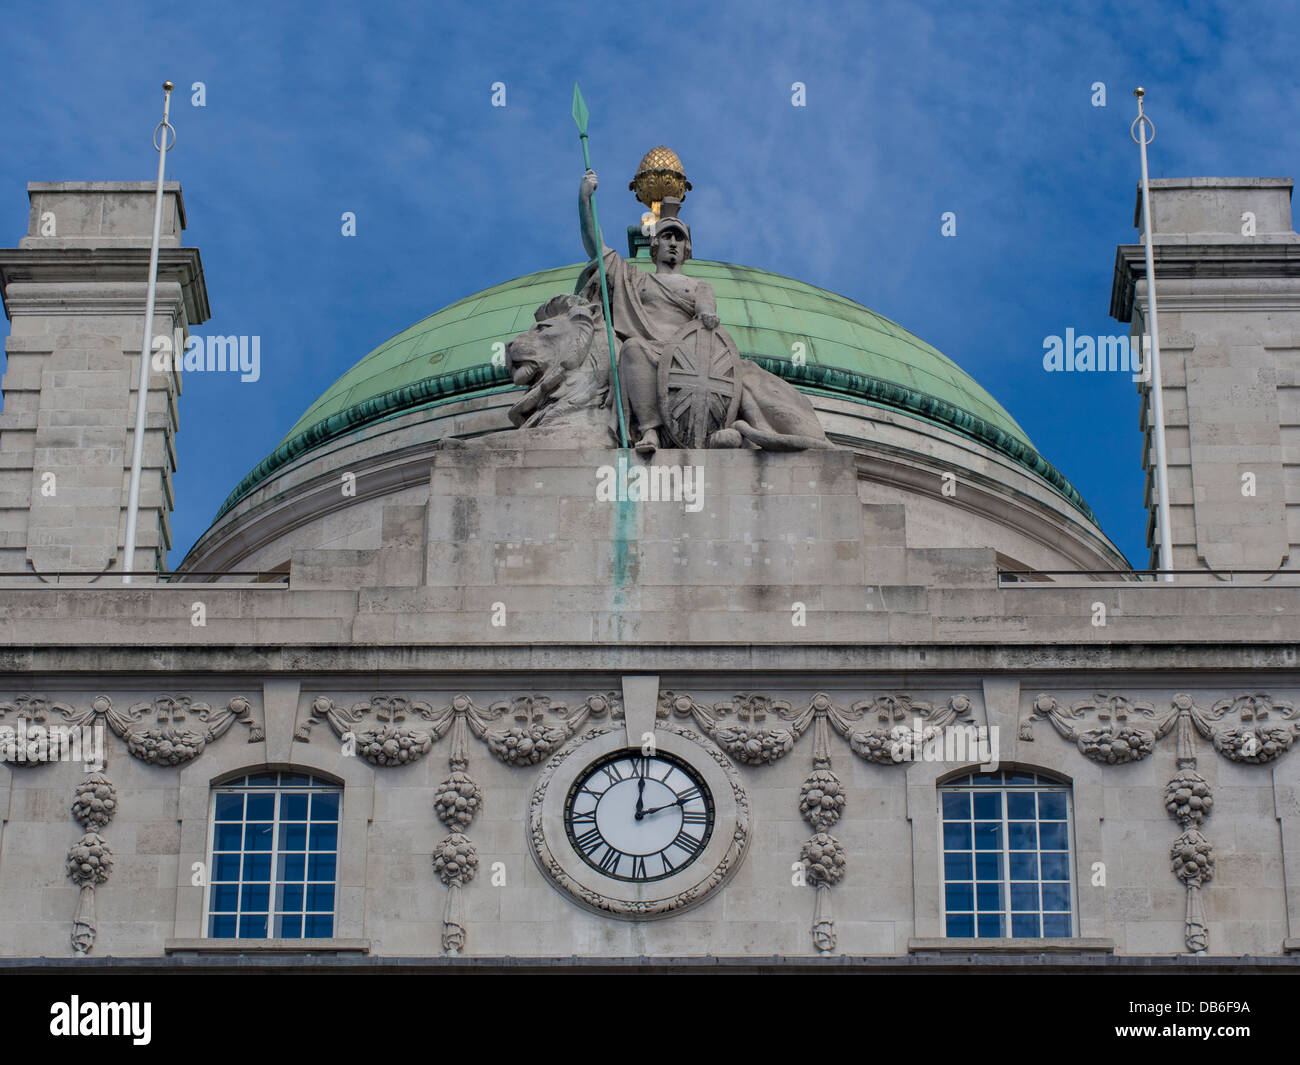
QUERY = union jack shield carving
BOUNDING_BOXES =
[656,321,742,449]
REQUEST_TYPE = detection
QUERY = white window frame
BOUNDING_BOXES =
[202,772,342,940]
[937,770,1077,939]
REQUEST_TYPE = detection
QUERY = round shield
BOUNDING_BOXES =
[656,321,742,448]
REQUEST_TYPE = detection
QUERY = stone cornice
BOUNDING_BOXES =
[0,246,210,324]
[1110,242,1300,321]
[0,641,1296,676]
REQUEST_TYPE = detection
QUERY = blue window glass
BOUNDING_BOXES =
[944,851,972,879]
[214,794,243,821]
[941,770,1074,939]
[307,853,337,881]
[239,914,268,938]
[975,851,1001,880]
[1040,852,1069,881]
[209,914,237,938]
[281,794,309,820]
[973,821,1001,850]
[279,852,306,881]
[246,793,274,820]
[1039,793,1068,820]
[206,774,341,941]
[1011,913,1040,937]
[946,913,975,937]
[941,792,970,818]
[210,883,238,911]
[1006,792,1036,819]
[1010,852,1038,881]
[304,915,334,937]
[1011,883,1039,911]
[1042,912,1072,937]
[311,793,340,819]
[945,882,973,910]
[1042,882,1071,911]
[212,853,241,881]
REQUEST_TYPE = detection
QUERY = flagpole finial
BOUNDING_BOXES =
[1133,86,1145,98]
[163,81,174,92]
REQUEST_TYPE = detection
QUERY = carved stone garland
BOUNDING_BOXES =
[299,690,620,951]
[433,702,480,955]
[801,696,846,951]
[67,768,118,955]
[662,689,976,952]
[0,693,262,768]
[1022,691,1296,953]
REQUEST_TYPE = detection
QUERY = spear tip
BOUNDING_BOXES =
[571,83,589,134]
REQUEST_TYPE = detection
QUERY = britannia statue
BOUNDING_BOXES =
[503,145,835,452]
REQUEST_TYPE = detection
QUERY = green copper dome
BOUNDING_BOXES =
[217,259,1096,524]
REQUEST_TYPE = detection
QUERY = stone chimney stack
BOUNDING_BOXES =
[1111,178,1299,573]
[0,182,208,575]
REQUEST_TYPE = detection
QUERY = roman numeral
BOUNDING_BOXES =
[681,810,709,825]
[672,830,704,858]
[600,762,625,786]
[573,827,603,854]
[630,855,648,880]
[628,755,650,779]
[659,852,676,876]
[570,809,597,826]
[596,846,623,875]
[674,785,703,805]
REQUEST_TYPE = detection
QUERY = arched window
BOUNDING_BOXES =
[939,769,1074,938]
[206,771,341,939]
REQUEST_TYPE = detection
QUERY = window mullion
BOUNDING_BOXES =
[1001,788,1012,938]
[269,787,281,940]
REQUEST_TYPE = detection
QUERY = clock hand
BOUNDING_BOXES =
[639,798,686,816]
[635,777,646,820]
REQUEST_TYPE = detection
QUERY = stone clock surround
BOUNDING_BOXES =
[528,724,750,920]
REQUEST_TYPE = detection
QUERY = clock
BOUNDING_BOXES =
[564,750,714,882]
[529,726,750,919]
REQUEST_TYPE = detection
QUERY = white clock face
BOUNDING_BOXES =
[564,751,715,883]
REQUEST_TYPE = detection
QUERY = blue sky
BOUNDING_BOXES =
[3,0,1298,568]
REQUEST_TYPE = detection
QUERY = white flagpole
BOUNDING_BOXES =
[123,81,175,584]
[1131,87,1174,582]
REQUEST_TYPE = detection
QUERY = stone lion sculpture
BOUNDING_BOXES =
[504,294,611,435]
